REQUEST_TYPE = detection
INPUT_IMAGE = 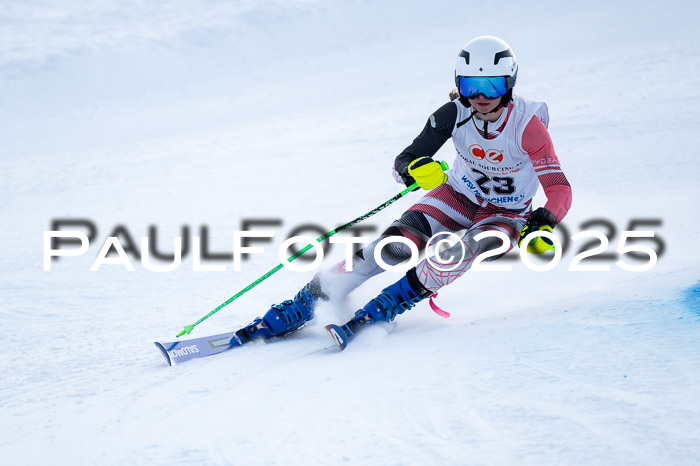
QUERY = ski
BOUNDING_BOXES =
[155,321,340,365]
[154,330,248,366]
[325,324,349,351]
[324,310,377,351]
[154,319,272,366]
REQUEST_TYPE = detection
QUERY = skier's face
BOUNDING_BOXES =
[468,94,501,114]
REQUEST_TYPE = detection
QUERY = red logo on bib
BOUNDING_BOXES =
[486,149,503,164]
[468,144,485,160]
[469,144,503,164]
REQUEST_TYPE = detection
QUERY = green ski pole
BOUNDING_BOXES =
[176,161,450,337]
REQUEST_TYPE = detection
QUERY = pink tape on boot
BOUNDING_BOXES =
[429,293,450,318]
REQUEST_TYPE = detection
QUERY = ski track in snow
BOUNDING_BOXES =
[2,1,700,465]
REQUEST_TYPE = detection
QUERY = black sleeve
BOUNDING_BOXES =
[394,102,457,186]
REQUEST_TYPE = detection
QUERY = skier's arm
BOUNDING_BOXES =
[393,102,457,186]
[521,116,572,222]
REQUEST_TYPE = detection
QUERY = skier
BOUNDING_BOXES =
[238,36,572,349]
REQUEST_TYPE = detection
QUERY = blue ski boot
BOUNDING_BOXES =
[325,268,432,350]
[238,276,328,343]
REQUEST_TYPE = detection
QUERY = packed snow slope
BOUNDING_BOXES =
[1,1,699,464]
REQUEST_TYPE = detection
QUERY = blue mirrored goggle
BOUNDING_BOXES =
[458,76,508,99]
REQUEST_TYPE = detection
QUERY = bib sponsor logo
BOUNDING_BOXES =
[468,144,503,164]
[469,144,485,160]
[169,345,200,359]
[532,156,559,166]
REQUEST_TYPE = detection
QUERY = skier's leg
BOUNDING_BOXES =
[317,209,440,300]
[326,266,433,349]
[318,183,479,300]
[415,214,526,293]
[337,186,496,311]
[345,219,520,327]
[326,212,527,349]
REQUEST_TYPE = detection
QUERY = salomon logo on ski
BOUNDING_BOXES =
[168,345,200,359]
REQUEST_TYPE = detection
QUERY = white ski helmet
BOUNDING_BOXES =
[455,36,518,97]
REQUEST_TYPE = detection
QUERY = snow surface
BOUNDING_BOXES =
[2,0,700,464]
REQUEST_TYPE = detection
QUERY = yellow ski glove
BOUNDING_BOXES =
[408,157,448,190]
[518,208,557,254]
